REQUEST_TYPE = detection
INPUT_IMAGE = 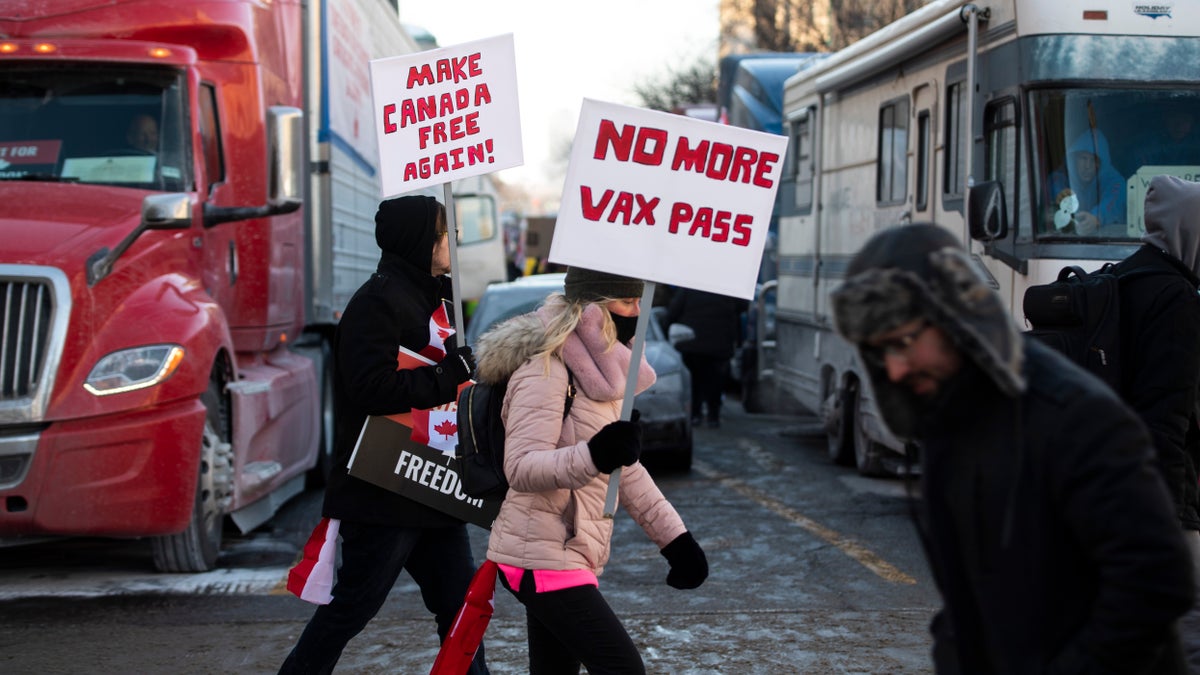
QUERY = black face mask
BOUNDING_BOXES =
[611,313,639,345]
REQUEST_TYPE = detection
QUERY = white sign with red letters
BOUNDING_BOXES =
[549,99,787,299]
[370,33,523,197]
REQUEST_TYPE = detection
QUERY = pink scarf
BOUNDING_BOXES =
[542,303,655,401]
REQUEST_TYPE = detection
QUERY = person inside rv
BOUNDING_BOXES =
[1045,128,1127,236]
[1134,106,1198,171]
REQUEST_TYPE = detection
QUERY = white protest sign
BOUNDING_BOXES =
[549,99,787,299]
[369,33,523,197]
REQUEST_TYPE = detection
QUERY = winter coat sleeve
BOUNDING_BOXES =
[1044,389,1194,673]
[502,358,600,493]
[336,284,460,415]
[1124,277,1200,526]
[617,462,686,549]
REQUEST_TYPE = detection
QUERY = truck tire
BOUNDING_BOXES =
[826,385,855,467]
[152,375,233,572]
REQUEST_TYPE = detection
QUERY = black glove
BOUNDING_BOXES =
[444,346,475,384]
[661,531,708,590]
[588,417,642,473]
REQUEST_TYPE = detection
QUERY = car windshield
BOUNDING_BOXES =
[0,64,191,191]
[1029,87,1200,240]
[466,276,664,345]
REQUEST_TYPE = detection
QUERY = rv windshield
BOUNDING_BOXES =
[1030,88,1200,241]
[0,65,190,192]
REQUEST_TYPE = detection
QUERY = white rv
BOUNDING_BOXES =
[759,0,1200,475]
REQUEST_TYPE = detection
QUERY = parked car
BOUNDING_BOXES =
[466,273,694,470]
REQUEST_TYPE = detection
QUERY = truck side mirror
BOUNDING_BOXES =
[267,105,303,212]
[202,106,303,227]
[967,181,1007,241]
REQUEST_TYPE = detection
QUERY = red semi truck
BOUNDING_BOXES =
[0,0,497,571]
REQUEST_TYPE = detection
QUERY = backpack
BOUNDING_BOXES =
[1022,263,1161,390]
[454,364,575,500]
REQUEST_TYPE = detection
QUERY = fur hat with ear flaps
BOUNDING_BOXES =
[830,224,1025,440]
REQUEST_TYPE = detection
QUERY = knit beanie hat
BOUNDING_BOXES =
[564,267,644,303]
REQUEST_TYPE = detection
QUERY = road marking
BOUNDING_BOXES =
[693,460,917,585]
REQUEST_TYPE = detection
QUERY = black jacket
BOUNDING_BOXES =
[322,196,464,527]
[1112,244,1200,530]
[917,338,1193,674]
[663,288,748,359]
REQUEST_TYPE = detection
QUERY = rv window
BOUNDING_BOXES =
[1029,87,1200,240]
[792,114,814,214]
[944,82,966,199]
[454,193,498,245]
[984,100,1018,237]
[916,111,930,212]
[876,98,909,205]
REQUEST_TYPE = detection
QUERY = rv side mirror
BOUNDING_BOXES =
[968,181,1007,242]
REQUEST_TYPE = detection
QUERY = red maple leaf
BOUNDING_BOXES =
[434,418,458,439]
[437,327,452,341]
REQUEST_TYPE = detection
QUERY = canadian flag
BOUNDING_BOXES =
[286,516,340,605]
[420,301,455,362]
[411,407,459,456]
[429,560,498,675]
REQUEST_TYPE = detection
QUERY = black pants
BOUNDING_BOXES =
[683,353,727,422]
[500,569,645,675]
[279,521,487,675]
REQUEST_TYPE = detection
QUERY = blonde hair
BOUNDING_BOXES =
[533,292,620,369]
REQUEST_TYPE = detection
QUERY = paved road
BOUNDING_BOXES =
[0,404,939,674]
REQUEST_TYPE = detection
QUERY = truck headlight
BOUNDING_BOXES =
[84,344,185,396]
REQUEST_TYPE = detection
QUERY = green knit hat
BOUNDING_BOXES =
[564,267,644,302]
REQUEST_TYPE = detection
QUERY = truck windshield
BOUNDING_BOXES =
[1030,88,1200,240]
[0,65,190,192]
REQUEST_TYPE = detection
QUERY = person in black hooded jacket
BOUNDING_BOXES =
[831,224,1193,674]
[1111,175,1200,671]
[280,195,486,674]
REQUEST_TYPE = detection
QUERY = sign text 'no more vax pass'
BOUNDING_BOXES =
[370,33,523,197]
[549,99,788,300]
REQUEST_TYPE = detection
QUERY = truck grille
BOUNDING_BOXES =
[0,266,70,424]
[2,280,52,398]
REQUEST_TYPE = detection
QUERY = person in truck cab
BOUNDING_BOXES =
[124,113,158,154]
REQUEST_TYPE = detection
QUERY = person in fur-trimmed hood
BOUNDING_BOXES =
[831,223,1193,674]
[474,266,708,674]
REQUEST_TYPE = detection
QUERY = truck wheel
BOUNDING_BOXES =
[152,376,233,572]
[825,386,855,466]
[852,395,886,478]
[307,338,337,489]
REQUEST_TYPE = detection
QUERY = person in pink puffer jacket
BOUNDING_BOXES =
[474,267,708,675]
